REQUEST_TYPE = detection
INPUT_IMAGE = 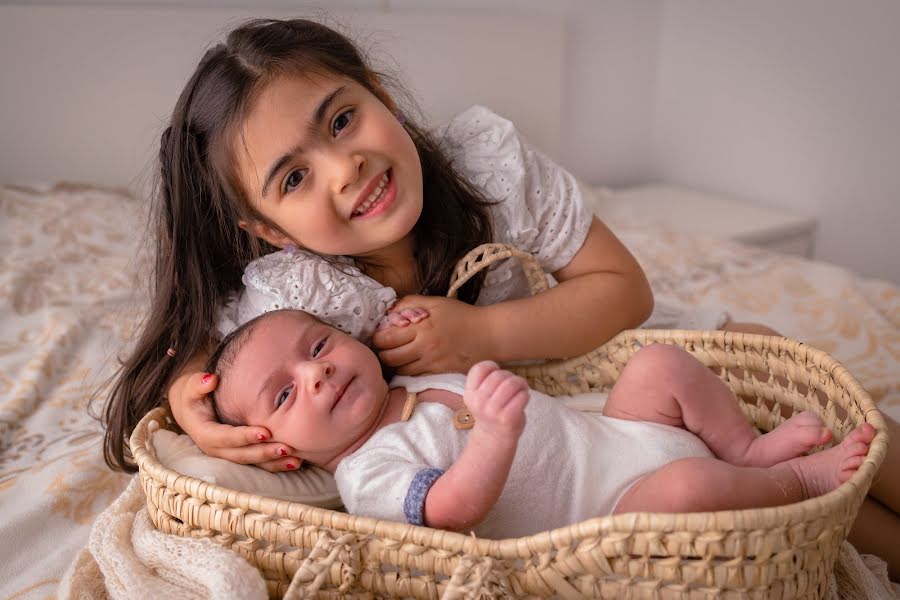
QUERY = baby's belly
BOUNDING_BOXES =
[473,411,713,539]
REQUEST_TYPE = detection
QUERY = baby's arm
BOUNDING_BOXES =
[422,362,529,531]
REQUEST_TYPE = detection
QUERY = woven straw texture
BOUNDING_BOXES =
[131,243,889,599]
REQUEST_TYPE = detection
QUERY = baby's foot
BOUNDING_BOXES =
[741,411,833,467]
[787,423,875,499]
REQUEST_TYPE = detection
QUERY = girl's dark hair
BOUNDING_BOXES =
[102,18,493,471]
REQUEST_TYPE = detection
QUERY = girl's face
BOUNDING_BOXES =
[234,72,423,262]
[220,311,390,469]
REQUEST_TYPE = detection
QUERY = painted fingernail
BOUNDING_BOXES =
[285,463,296,470]
[277,447,287,457]
[201,373,212,384]
[257,433,268,441]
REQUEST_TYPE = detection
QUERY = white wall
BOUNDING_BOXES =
[651,1,900,283]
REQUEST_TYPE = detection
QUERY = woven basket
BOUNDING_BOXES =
[131,243,888,599]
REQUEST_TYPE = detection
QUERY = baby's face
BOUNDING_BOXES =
[220,310,389,468]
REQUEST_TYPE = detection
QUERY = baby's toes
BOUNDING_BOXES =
[845,423,876,445]
[838,454,866,482]
[846,441,870,456]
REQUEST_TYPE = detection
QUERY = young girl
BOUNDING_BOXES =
[205,308,874,537]
[101,17,899,573]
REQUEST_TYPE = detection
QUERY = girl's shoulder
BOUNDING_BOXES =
[437,105,522,159]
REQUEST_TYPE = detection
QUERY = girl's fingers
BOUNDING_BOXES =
[204,423,277,452]
[372,323,418,351]
[376,339,421,367]
[194,372,218,393]
[256,457,304,473]
[398,307,428,323]
[212,442,295,465]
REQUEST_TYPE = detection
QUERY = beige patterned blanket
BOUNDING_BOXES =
[1,183,897,598]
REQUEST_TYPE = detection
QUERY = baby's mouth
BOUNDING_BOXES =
[331,377,353,411]
[353,170,391,217]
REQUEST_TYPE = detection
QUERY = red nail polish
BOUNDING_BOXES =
[201,373,212,384]
[257,433,268,441]
[285,463,296,470]
[278,447,287,457]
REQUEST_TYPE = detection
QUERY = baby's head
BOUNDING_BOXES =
[207,309,390,469]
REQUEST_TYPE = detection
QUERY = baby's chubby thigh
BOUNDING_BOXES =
[612,456,726,514]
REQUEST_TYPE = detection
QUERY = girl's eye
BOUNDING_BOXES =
[312,337,328,358]
[283,168,307,194]
[276,384,293,408]
[332,110,354,136]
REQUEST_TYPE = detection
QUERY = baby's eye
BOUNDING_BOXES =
[312,337,328,357]
[276,384,293,408]
[332,110,354,136]
[283,168,307,194]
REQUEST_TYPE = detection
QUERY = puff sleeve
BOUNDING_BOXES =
[216,249,396,343]
[440,105,594,274]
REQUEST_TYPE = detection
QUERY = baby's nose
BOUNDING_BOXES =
[308,362,335,392]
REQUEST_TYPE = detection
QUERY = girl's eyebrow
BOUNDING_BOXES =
[260,85,348,198]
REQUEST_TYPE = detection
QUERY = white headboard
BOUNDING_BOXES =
[0,5,565,193]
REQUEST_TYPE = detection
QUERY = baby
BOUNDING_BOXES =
[207,308,875,538]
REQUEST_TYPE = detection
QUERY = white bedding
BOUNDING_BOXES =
[1,182,897,597]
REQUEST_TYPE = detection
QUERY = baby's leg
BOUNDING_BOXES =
[605,344,831,467]
[613,423,874,514]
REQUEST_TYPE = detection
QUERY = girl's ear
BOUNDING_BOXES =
[238,219,293,249]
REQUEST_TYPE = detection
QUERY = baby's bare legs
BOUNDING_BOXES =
[605,344,832,467]
[614,424,875,514]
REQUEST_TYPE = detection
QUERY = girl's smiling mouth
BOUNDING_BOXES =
[352,170,394,218]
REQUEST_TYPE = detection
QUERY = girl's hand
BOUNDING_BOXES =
[375,307,429,332]
[168,371,301,472]
[372,296,488,375]
[464,361,529,438]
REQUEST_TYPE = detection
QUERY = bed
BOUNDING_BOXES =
[1,5,897,599]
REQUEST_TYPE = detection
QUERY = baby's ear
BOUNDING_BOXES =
[238,219,293,249]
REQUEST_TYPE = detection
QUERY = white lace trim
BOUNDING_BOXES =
[220,249,397,343]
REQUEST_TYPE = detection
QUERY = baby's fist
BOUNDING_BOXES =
[464,361,529,436]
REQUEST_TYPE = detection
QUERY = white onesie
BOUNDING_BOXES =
[216,105,726,342]
[334,373,714,539]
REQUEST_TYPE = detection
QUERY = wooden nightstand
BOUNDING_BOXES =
[593,183,818,258]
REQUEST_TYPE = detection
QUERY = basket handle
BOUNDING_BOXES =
[447,243,548,299]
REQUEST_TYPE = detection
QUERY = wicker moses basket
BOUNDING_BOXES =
[131,243,888,599]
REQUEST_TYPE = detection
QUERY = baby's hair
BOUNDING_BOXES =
[204,312,269,428]
[103,17,493,472]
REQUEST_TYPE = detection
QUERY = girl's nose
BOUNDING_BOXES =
[302,361,335,393]
[329,150,366,196]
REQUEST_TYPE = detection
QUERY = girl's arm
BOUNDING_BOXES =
[168,350,300,471]
[374,217,653,373]
[421,362,529,531]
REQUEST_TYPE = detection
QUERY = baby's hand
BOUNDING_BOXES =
[375,307,429,331]
[168,371,301,472]
[464,361,529,438]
